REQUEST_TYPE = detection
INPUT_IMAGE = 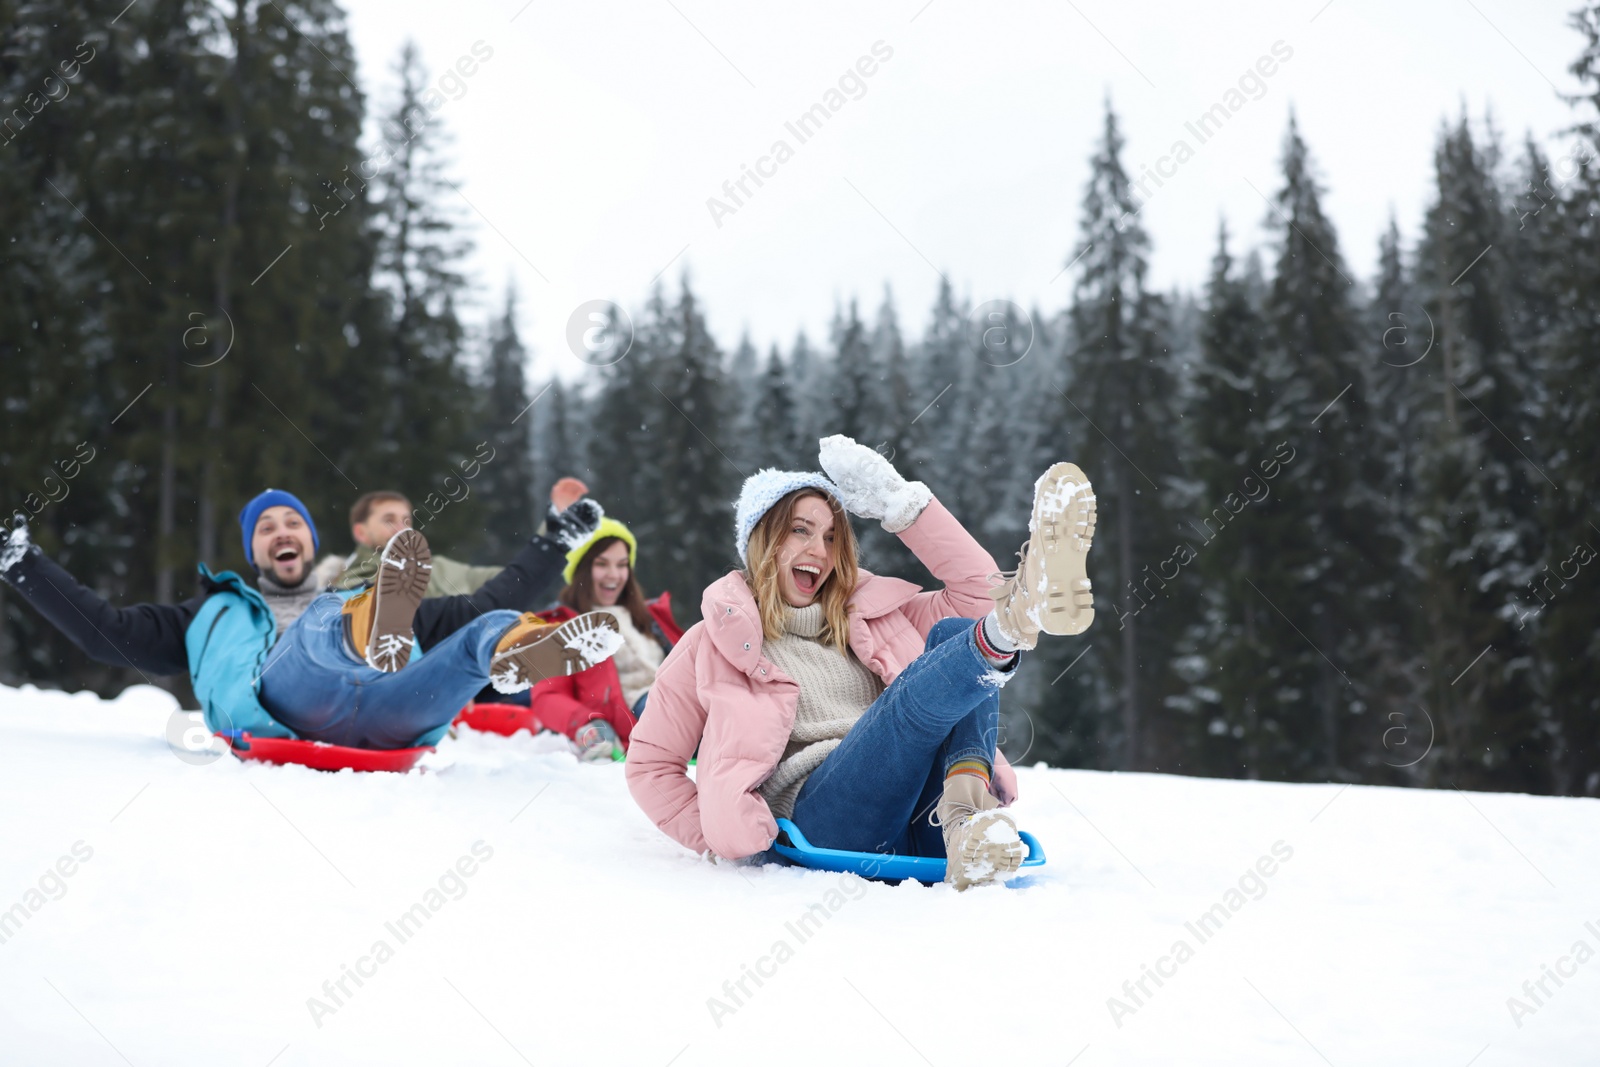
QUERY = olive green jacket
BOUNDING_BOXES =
[331,543,502,598]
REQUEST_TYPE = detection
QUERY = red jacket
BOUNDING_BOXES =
[528,593,683,745]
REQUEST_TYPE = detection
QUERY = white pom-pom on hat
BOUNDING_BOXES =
[733,468,843,564]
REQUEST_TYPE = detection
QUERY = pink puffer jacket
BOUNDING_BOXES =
[626,498,1018,860]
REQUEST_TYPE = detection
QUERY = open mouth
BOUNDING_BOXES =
[792,564,822,597]
[272,543,300,564]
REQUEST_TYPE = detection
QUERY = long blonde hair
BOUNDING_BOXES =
[743,488,859,654]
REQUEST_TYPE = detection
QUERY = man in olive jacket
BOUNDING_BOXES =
[328,490,502,596]
[326,480,590,597]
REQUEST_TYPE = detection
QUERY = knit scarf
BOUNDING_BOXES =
[256,571,323,637]
[757,603,884,819]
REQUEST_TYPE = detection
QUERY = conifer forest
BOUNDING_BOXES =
[5,0,1600,798]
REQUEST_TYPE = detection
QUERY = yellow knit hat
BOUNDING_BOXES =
[562,518,637,585]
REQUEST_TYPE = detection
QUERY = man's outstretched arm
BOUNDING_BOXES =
[0,522,199,678]
[412,538,565,647]
[412,498,602,649]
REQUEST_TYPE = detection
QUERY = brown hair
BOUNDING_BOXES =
[743,488,858,654]
[350,490,410,527]
[559,536,655,633]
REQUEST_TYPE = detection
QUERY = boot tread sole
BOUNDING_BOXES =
[365,529,432,672]
[490,612,620,693]
[1032,463,1096,636]
[948,810,1027,890]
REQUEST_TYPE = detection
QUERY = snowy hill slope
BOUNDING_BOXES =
[0,682,1595,1066]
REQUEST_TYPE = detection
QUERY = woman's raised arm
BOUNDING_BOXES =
[818,435,998,635]
[890,498,999,634]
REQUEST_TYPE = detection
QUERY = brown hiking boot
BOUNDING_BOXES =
[488,611,622,694]
[934,773,1026,891]
[345,528,432,672]
[988,461,1096,649]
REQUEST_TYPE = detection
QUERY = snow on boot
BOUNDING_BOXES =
[488,611,622,694]
[987,462,1096,648]
[574,719,621,762]
[349,528,432,672]
[934,773,1025,891]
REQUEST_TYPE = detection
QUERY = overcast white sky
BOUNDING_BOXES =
[336,0,1586,377]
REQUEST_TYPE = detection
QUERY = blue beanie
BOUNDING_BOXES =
[237,489,319,570]
[733,469,842,564]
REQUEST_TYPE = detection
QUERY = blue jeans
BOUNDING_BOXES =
[257,592,521,749]
[790,617,1006,858]
[497,686,533,707]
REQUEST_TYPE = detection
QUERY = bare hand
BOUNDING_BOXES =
[550,477,589,513]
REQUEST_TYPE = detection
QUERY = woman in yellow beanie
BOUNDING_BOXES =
[530,518,683,760]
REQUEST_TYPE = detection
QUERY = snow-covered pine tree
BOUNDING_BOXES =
[872,287,913,453]
[365,40,481,552]
[475,283,538,558]
[788,329,822,457]
[726,330,760,458]
[751,344,801,470]
[1258,114,1393,781]
[1171,222,1271,778]
[97,0,232,602]
[530,377,593,507]
[860,287,921,579]
[905,279,971,518]
[197,0,399,563]
[587,291,664,527]
[1413,114,1550,793]
[1054,99,1187,771]
[1370,216,1422,535]
[829,299,878,445]
[965,301,1043,555]
[987,301,1070,767]
[1503,137,1562,367]
[1520,4,1600,796]
[621,278,734,625]
[0,0,120,687]
[1357,214,1434,782]
[0,0,404,695]
[830,297,906,570]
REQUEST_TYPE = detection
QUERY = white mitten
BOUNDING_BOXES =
[818,435,931,533]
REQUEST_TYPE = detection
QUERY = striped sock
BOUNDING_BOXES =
[946,758,991,785]
[974,615,1018,665]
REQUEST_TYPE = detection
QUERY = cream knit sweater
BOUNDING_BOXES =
[595,605,664,709]
[757,603,884,820]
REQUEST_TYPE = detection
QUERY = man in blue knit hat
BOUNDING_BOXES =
[0,484,622,751]
[235,489,326,636]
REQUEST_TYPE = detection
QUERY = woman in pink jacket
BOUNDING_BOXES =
[626,435,1097,889]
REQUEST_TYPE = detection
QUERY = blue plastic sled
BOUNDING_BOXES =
[772,818,1046,884]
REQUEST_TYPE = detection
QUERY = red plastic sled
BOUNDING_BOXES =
[218,732,432,773]
[453,702,545,738]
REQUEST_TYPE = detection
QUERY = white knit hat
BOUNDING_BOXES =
[733,468,843,563]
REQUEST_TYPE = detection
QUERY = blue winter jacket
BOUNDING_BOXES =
[185,564,299,739]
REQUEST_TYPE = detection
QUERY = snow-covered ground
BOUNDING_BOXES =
[1,682,1595,1066]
